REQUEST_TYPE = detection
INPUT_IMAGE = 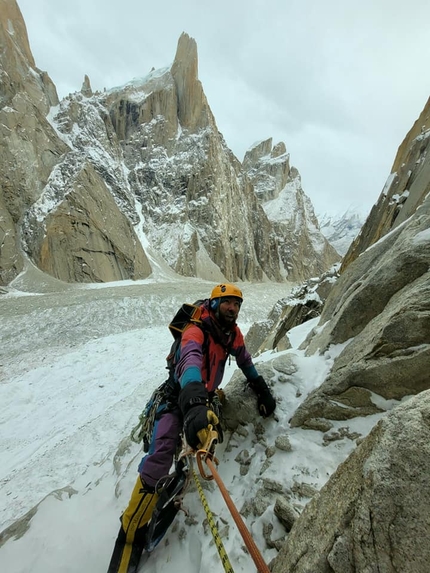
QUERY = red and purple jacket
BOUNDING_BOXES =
[175,299,258,392]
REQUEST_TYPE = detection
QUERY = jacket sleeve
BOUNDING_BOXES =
[175,325,206,389]
[232,327,259,380]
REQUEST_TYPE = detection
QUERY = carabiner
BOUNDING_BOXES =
[195,424,219,480]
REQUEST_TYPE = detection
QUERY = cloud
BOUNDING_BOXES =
[17,0,430,216]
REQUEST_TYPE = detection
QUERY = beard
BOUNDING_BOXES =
[218,307,238,327]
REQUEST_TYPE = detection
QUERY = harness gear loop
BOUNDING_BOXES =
[130,382,169,449]
[193,469,235,573]
[205,456,271,573]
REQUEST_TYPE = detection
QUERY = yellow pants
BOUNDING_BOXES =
[107,477,158,573]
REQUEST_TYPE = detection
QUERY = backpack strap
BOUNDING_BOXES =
[168,302,204,339]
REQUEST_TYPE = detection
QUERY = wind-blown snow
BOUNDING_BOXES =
[0,269,401,573]
[7,20,15,35]
[382,172,397,197]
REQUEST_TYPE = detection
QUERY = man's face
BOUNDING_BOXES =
[218,297,241,326]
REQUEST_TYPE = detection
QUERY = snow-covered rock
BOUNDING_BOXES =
[318,206,365,256]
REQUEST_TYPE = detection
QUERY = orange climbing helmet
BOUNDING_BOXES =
[210,283,243,309]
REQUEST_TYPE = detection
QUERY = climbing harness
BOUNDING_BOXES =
[138,424,270,572]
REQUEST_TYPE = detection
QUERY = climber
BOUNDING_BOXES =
[107,283,276,573]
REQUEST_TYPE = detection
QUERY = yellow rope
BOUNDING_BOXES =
[192,470,235,573]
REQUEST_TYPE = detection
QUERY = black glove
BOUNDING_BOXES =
[248,375,276,417]
[178,382,219,449]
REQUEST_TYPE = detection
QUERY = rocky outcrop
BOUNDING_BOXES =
[0,0,66,284]
[244,98,430,429]
[170,33,214,132]
[0,197,20,284]
[81,75,92,98]
[243,139,290,202]
[0,0,150,284]
[101,34,285,282]
[273,391,430,573]
[284,97,430,430]
[0,0,58,112]
[106,67,178,148]
[290,190,430,427]
[24,162,151,282]
[244,267,340,356]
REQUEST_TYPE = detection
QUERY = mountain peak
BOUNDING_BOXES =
[173,32,198,73]
[170,32,212,131]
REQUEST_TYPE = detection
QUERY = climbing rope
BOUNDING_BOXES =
[205,456,271,573]
[192,469,235,573]
[190,427,270,573]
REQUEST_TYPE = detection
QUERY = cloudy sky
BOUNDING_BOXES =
[17,0,430,216]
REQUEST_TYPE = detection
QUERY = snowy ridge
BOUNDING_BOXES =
[318,206,366,256]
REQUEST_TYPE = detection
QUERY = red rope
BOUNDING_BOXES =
[205,457,271,573]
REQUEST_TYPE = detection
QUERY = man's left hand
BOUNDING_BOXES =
[249,375,276,417]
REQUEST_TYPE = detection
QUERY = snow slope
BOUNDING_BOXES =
[0,269,395,573]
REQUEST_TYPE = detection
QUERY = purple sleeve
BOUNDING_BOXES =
[175,325,205,389]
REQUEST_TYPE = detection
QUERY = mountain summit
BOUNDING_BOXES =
[0,1,339,285]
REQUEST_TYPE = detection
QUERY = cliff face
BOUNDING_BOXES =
[230,96,430,573]
[101,35,283,282]
[1,4,337,285]
[0,0,65,283]
[254,96,430,430]
[341,97,430,271]
[243,139,340,281]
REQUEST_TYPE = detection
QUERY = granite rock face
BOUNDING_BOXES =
[1,4,338,285]
[0,0,65,283]
[288,99,430,428]
[342,97,430,271]
[0,0,150,284]
[244,140,340,282]
[273,391,430,573]
[228,95,430,572]
[25,163,151,282]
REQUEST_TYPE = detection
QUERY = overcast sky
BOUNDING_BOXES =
[17,0,430,217]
